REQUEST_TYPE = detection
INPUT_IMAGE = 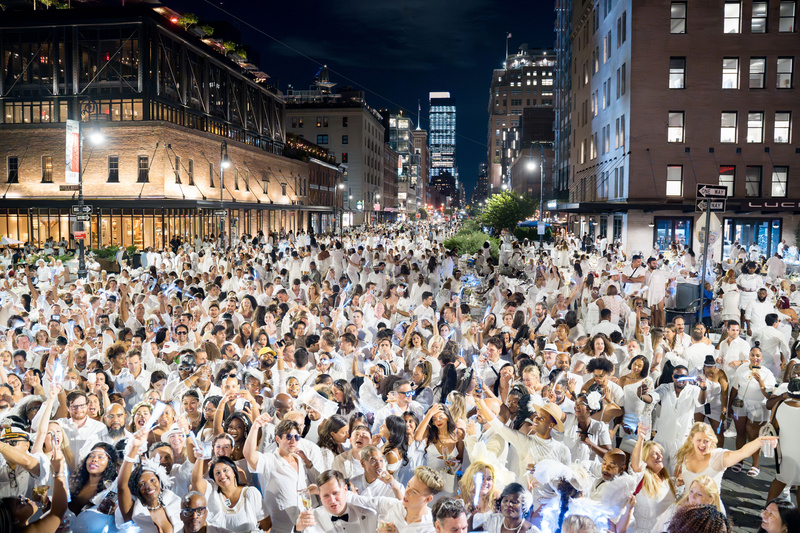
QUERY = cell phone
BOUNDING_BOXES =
[234,398,249,411]
[276,340,285,348]
[88,373,97,384]
[51,314,60,322]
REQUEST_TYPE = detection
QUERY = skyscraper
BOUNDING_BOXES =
[487,45,555,191]
[428,92,457,190]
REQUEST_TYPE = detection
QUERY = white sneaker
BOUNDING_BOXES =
[724,427,737,438]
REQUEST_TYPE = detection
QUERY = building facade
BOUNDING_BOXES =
[487,45,555,192]
[411,128,429,215]
[428,92,457,186]
[284,87,384,226]
[381,111,414,217]
[382,144,399,223]
[0,6,339,248]
[560,0,799,259]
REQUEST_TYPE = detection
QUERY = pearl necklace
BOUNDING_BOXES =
[502,518,524,532]
[145,502,162,511]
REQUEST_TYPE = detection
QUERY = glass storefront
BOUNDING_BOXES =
[654,217,693,251]
[723,218,781,259]
[0,206,324,249]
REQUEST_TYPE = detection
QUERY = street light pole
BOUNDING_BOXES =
[76,98,101,280]
[220,141,230,248]
[526,142,546,249]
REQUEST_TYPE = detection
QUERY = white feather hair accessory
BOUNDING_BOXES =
[140,455,173,490]
[532,459,593,495]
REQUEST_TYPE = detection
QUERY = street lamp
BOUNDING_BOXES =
[75,98,104,280]
[219,141,230,246]
[528,142,546,249]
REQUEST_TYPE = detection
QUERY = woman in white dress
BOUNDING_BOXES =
[718,269,740,322]
[413,403,465,497]
[468,482,538,533]
[630,425,676,533]
[672,421,775,493]
[117,428,183,533]
[190,455,265,532]
[653,475,723,532]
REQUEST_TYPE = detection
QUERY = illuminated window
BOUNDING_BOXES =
[722,58,739,88]
[719,165,735,195]
[41,155,52,183]
[724,2,742,33]
[671,3,687,33]
[747,112,764,143]
[669,57,686,88]
[775,112,792,143]
[666,165,683,196]
[721,112,738,142]
[749,58,766,88]
[752,2,768,32]
[772,166,789,197]
[668,112,685,142]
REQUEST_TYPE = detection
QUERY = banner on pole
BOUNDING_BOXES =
[65,120,80,184]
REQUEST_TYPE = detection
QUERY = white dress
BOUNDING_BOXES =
[678,448,726,492]
[204,483,266,532]
[775,402,800,486]
[632,477,675,533]
[720,282,740,321]
[115,489,183,533]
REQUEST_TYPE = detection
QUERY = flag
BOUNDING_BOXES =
[507,33,512,38]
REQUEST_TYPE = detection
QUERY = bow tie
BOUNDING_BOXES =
[331,513,349,523]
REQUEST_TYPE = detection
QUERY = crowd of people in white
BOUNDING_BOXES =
[0,222,797,533]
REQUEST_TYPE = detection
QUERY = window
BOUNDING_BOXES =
[316,135,329,145]
[342,116,348,127]
[174,155,181,184]
[775,112,792,142]
[137,156,149,182]
[747,112,765,142]
[234,169,239,190]
[780,1,796,31]
[777,57,794,88]
[752,2,768,32]
[749,57,766,88]
[281,183,287,196]
[722,58,739,88]
[6,156,18,183]
[606,31,612,61]
[671,2,687,33]
[746,166,762,196]
[719,165,736,196]
[291,117,298,128]
[724,2,742,33]
[620,114,625,146]
[772,166,789,197]
[342,135,349,145]
[666,165,683,196]
[209,163,215,188]
[188,159,194,185]
[668,112,685,142]
[620,63,626,94]
[316,116,328,127]
[298,118,304,127]
[721,112,738,142]
[105,154,121,183]
[670,57,686,88]
[41,156,52,183]
[342,153,348,163]
[616,117,621,148]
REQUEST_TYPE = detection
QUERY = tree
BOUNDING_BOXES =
[177,13,199,30]
[200,25,215,37]
[417,207,428,220]
[480,191,537,231]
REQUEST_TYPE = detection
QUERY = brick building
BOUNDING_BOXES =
[559,0,799,258]
[0,6,340,249]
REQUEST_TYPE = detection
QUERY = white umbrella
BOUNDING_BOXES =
[0,236,22,246]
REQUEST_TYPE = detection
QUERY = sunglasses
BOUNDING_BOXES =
[281,434,301,442]
[181,507,207,517]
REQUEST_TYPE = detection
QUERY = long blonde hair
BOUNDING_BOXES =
[458,461,499,512]
[446,391,467,424]
[674,422,718,475]
[641,441,677,499]
[675,475,722,511]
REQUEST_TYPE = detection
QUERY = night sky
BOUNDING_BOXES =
[165,0,556,199]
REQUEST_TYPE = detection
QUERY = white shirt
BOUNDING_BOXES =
[650,383,704,446]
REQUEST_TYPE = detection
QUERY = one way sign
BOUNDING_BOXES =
[697,184,728,198]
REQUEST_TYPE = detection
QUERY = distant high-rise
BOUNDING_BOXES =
[487,45,555,191]
[428,92,457,188]
[475,163,489,202]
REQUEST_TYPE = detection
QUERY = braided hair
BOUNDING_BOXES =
[554,479,580,533]
[667,504,732,533]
